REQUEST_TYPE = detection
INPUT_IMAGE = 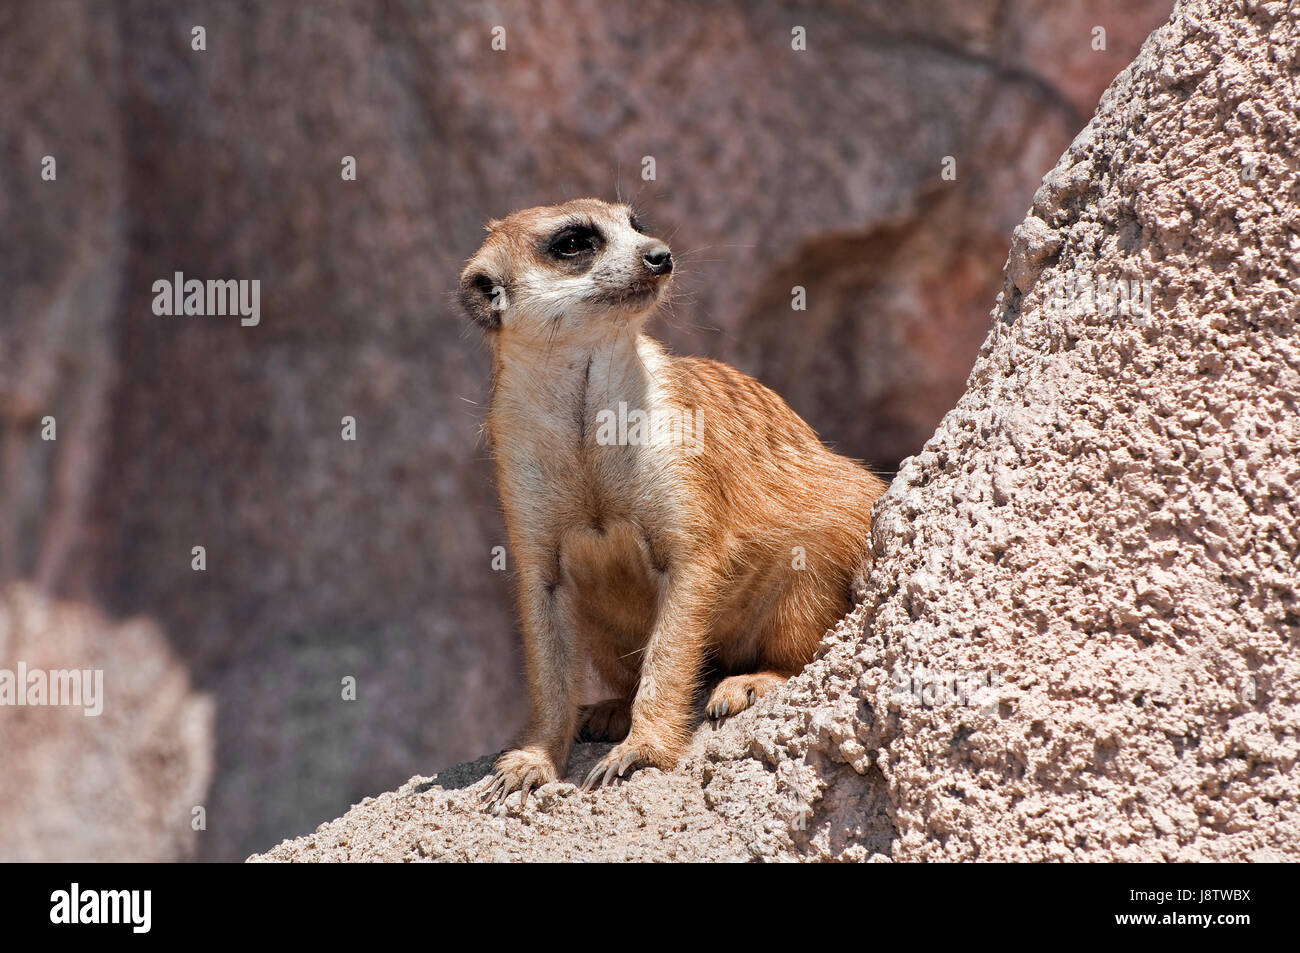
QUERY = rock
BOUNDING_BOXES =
[0,585,214,861]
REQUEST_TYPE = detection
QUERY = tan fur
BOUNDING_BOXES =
[460,199,886,804]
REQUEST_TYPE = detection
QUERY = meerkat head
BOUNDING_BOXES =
[458,198,673,339]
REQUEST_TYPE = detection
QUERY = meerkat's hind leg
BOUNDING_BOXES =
[576,697,632,742]
[705,671,788,721]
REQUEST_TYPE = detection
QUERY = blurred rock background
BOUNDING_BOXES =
[0,0,1170,860]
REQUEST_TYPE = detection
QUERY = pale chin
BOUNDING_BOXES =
[591,284,663,312]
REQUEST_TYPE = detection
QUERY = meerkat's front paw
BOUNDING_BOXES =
[705,672,787,721]
[581,738,677,790]
[577,698,632,742]
[480,747,558,809]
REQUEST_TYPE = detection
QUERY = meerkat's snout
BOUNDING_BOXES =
[589,230,673,314]
[641,243,672,276]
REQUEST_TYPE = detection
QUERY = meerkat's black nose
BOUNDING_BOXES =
[642,245,673,276]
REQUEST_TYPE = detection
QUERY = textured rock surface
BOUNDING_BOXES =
[1,0,1171,860]
[0,585,214,861]
[255,0,1299,862]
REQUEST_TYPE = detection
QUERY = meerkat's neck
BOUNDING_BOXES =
[490,324,668,442]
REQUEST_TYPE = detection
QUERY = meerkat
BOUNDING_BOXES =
[459,198,886,804]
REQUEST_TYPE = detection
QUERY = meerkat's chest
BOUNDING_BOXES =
[495,406,672,638]
[497,414,674,529]
[490,340,689,629]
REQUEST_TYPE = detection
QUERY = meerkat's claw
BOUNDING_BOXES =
[618,748,641,775]
[482,748,557,810]
[581,758,611,791]
[520,768,544,804]
[582,750,626,791]
[706,672,787,722]
[581,741,667,791]
[602,762,620,787]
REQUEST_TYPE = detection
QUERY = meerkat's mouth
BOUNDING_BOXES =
[594,278,667,310]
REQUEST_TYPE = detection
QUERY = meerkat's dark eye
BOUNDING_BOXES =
[629,214,647,234]
[548,224,601,258]
[473,273,496,298]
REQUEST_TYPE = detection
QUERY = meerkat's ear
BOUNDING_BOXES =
[458,265,507,331]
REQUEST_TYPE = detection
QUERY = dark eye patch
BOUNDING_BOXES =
[547,223,602,258]
[629,213,648,234]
